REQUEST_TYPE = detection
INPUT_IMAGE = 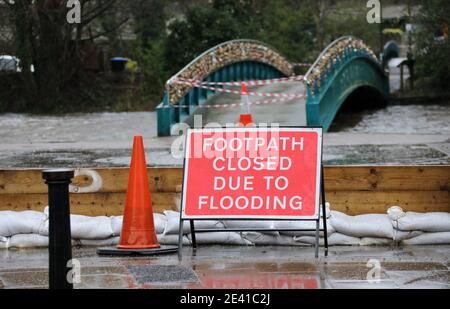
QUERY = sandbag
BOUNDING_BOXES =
[392,212,450,233]
[330,211,394,239]
[387,206,406,221]
[393,230,423,242]
[294,233,361,246]
[8,234,49,249]
[77,237,120,247]
[0,236,9,249]
[0,211,46,237]
[222,220,275,230]
[188,232,253,246]
[402,232,450,245]
[164,210,224,235]
[359,238,393,246]
[111,216,123,236]
[41,207,114,239]
[157,234,191,245]
[70,215,114,240]
[274,219,335,237]
[242,232,302,246]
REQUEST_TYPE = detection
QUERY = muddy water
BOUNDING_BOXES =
[0,103,449,167]
[0,112,158,144]
[331,104,450,134]
[0,105,449,145]
[330,104,450,135]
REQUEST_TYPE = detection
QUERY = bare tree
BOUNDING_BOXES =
[3,0,127,110]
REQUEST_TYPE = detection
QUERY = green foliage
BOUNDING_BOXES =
[324,0,379,52]
[414,0,450,90]
[164,3,258,74]
[257,0,317,63]
[134,40,168,109]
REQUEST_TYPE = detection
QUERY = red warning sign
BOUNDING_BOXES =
[181,127,323,220]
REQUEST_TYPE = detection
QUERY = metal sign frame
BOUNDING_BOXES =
[178,126,329,260]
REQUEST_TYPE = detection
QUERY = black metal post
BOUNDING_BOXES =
[321,167,329,257]
[42,169,74,290]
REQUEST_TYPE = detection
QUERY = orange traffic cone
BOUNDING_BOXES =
[239,84,254,127]
[97,136,178,256]
[118,136,160,249]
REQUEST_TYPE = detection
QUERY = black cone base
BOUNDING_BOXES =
[97,245,178,256]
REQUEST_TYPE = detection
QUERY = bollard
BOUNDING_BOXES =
[42,169,75,290]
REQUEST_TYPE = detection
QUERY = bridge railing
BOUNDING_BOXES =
[304,36,388,130]
[157,40,294,136]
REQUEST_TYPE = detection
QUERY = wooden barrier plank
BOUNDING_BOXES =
[0,191,448,217]
[0,193,178,217]
[324,166,450,191]
[1,166,448,195]
[0,166,448,216]
[327,191,450,215]
[0,168,183,194]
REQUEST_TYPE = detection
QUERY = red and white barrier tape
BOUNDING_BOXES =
[173,80,306,99]
[294,63,312,67]
[157,97,296,110]
[172,75,305,87]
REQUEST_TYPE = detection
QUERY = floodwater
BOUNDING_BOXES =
[0,101,449,167]
[0,104,449,144]
[330,104,450,135]
[0,112,157,144]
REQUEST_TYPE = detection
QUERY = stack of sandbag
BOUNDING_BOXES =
[0,210,48,249]
[388,206,450,245]
[161,210,251,246]
[325,211,395,246]
[0,208,169,249]
[1,204,449,249]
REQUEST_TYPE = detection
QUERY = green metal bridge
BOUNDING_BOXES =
[157,37,390,136]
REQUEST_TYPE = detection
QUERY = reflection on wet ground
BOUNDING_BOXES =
[0,246,449,289]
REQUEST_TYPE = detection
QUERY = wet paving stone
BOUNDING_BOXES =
[326,280,399,289]
[75,274,132,289]
[323,262,389,281]
[1,246,449,289]
[386,270,450,289]
[381,262,448,271]
[81,266,129,276]
[0,270,48,289]
[127,265,199,285]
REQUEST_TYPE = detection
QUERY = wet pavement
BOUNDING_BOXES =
[0,246,449,289]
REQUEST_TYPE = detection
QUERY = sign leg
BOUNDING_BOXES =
[321,166,329,257]
[315,219,320,258]
[178,219,184,261]
[190,220,197,249]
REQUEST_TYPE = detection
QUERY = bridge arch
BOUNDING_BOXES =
[157,40,294,136]
[305,37,389,131]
